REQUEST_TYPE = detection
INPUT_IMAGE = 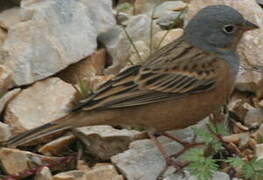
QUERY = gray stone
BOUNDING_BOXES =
[111,119,209,180]
[153,1,187,18]
[4,78,76,136]
[81,0,116,35]
[156,11,182,28]
[164,171,230,180]
[73,125,145,160]
[2,0,115,86]
[34,167,52,180]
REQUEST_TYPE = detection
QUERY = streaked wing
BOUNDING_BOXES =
[72,37,219,111]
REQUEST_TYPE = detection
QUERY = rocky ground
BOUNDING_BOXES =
[0,0,262,180]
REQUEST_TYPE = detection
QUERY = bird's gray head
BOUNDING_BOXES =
[184,5,258,53]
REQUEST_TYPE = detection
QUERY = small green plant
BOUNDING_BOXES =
[183,122,263,180]
[226,157,263,179]
[184,148,219,180]
[74,77,92,100]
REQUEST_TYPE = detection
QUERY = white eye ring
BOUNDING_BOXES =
[223,25,236,34]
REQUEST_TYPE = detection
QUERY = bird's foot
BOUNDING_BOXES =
[147,131,193,179]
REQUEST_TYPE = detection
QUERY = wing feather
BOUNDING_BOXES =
[72,37,220,112]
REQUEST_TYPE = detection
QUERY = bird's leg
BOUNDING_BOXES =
[147,131,186,179]
[161,132,204,159]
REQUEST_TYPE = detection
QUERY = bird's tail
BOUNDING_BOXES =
[3,113,76,148]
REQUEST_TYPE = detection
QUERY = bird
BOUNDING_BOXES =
[3,5,258,171]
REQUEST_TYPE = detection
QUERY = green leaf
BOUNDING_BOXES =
[225,157,245,168]
[192,127,222,152]
[116,2,133,12]
[183,148,218,180]
[207,122,229,136]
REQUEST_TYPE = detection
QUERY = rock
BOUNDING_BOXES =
[0,8,20,29]
[57,49,106,85]
[259,100,263,108]
[52,170,87,180]
[235,65,263,93]
[111,119,210,180]
[81,0,116,35]
[35,167,52,180]
[185,0,263,93]
[134,0,161,14]
[0,88,20,114]
[257,0,263,6]
[111,138,180,180]
[98,26,124,74]
[4,78,76,136]
[0,122,11,142]
[0,65,13,96]
[244,107,263,127]
[129,40,150,64]
[38,135,75,156]
[153,1,187,18]
[85,163,124,180]
[101,15,160,74]
[164,171,230,180]
[0,148,72,175]
[0,27,6,46]
[256,144,263,159]
[1,0,115,86]
[153,28,183,49]
[111,128,199,179]
[156,12,183,29]
[72,125,145,160]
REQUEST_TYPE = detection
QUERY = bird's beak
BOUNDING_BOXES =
[242,19,259,31]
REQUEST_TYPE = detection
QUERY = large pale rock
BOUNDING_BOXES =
[185,0,263,92]
[73,125,145,160]
[82,0,116,34]
[0,65,13,97]
[1,0,115,86]
[4,78,76,135]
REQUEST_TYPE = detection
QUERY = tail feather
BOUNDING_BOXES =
[3,114,76,148]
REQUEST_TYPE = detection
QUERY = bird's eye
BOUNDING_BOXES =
[223,25,236,34]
